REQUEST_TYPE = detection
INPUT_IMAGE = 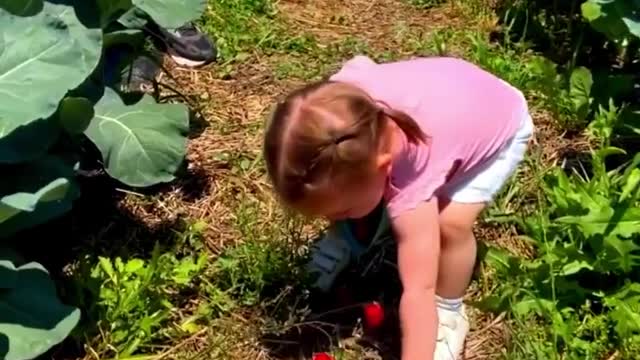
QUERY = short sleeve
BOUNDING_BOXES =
[329,55,377,83]
[384,169,449,219]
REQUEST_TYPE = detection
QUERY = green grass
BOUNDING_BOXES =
[197,0,280,61]
[68,220,209,357]
[197,0,317,70]
[272,36,384,81]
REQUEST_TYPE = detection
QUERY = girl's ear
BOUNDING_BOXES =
[375,129,394,174]
[375,151,393,175]
[375,115,396,174]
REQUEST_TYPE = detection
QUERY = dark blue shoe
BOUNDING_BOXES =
[159,22,217,67]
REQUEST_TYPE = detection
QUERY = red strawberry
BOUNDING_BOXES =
[312,352,334,360]
[363,301,385,329]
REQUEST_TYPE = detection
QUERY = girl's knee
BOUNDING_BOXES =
[438,201,484,248]
[439,218,475,249]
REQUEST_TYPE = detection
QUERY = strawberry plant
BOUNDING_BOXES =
[480,105,640,357]
[0,0,204,358]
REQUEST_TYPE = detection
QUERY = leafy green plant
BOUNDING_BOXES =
[567,66,594,123]
[72,244,207,357]
[213,241,303,307]
[479,105,640,358]
[0,0,204,357]
[546,66,595,130]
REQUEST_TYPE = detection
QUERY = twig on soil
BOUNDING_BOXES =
[152,328,207,360]
[477,312,505,333]
[115,188,145,197]
[606,351,619,360]
[364,0,378,12]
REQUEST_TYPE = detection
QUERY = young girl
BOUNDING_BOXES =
[263,55,534,360]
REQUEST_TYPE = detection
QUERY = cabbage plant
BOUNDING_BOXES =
[0,0,205,358]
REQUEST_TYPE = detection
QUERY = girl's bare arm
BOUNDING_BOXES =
[392,199,441,360]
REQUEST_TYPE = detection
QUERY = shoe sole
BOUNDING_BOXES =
[169,56,207,68]
[168,49,209,68]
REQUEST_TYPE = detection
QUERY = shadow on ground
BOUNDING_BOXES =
[10,160,213,359]
[260,244,404,360]
[15,166,210,266]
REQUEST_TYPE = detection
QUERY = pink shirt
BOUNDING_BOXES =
[329,55,528,218]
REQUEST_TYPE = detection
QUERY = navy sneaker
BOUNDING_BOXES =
[158,22,217,67]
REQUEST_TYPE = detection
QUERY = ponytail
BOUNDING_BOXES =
[381,107,428,144]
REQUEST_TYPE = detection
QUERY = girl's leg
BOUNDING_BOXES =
[435,112,533,299]
[432,200,485,360]
[436,199,486,298]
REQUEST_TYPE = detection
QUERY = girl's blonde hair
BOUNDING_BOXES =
[263,80,427,207]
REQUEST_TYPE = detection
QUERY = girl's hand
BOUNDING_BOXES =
[391,198,441,360]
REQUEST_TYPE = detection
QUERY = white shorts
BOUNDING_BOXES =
[438,111,535,204]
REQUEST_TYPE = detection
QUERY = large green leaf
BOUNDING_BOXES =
[132,0,206,28]
[97,0,133,27]
[613,0,640,38]
[556,206,640,238]
[569,66,593,121]
[581,0,640,43]
[0,1,102,163]
[117,6,149,29]
[0,155,79,238]
[85,88,189,187]
[605,283,640,337]
[0,118,60,164]
[0,0,43,16]
[104,29,145,48]
[0,255,80,360]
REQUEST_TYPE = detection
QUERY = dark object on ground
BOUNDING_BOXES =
[122,55,162,91]
[157,22,217,67]
[104,44,161,93]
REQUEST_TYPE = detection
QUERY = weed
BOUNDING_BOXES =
[479,106,640,358]
[400,28,459,56]
[274,59,319,80]
[212,240,304,306]
[71,243,207,357]
[212,150,262,177]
